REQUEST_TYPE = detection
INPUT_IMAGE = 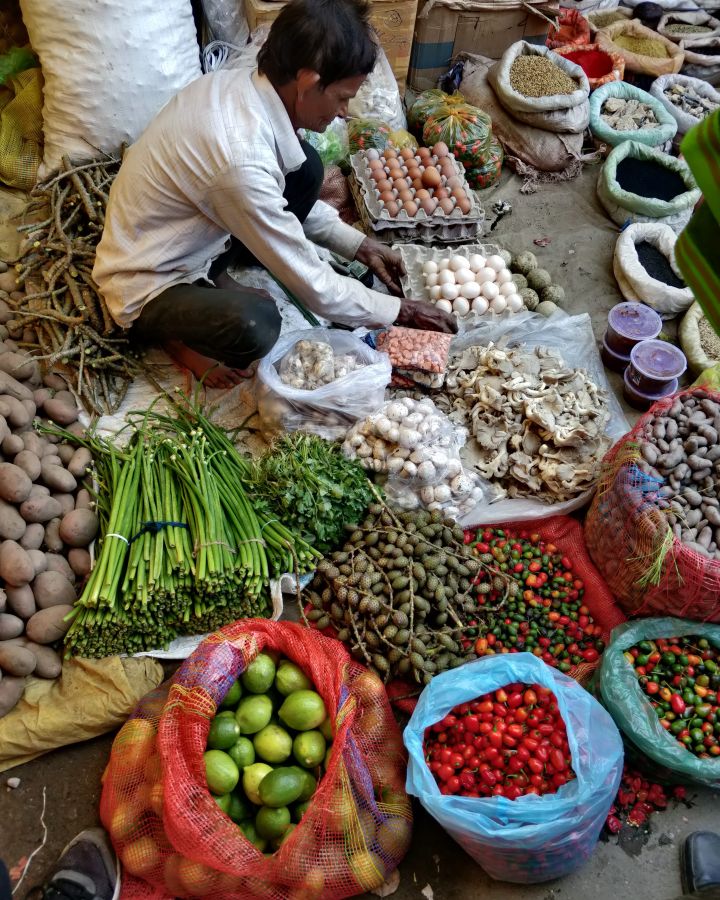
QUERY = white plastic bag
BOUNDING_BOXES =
[201,0,249,45]
[650,73,720,134]
[19,0,202,178]
[347,48,406,131]
[448,311,629,525]
[613,223,694,318]
[256,328,391,440]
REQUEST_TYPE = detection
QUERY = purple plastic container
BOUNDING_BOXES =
[627,340,687,393]
[605,302,663,355]
[601,336,631,373]
[623,369,678,411]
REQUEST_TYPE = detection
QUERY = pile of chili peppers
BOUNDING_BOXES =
[462,528,605,670]
[423,683,576,798]
[606,764,687,832]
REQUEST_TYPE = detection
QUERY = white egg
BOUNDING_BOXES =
[453,296,470,316]
[476,267,497,285]
[507,292,524,312]
[438,270,456,286]
[490,295,507,314]
[461,281,481,300]
[366,148,380,160]
[471,296,489,315]
[422,260,438,275]
[496,269,513,284]
[449,255,468,272]
[430,285,443,300]
[482,281,499,301]
[468,254,486,272]
[438,258,451,271]
[454,268,475,285]
[499,281,516,297]
[486,254,506,272]
[441,283,459,301]
[436,298,453,313]
[425,272,439,287]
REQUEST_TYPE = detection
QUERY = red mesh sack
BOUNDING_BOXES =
[585,387,720,623]
[546,10,591,49]
[100,620,412,900]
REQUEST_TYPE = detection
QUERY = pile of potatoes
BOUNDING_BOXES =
[0,317,98,717]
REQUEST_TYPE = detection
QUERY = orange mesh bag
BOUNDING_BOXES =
[100,620,412,900]
[585,387,720,623]
[546,10,591,49]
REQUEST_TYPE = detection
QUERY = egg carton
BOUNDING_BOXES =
[396,242,503,300]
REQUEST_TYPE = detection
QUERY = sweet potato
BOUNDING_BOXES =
[0,643,36,676]
[68,548,91,578]
[59,508,99,548]
[0,676,24,717]
[20,495,62,524]
[26,604,73,644]
[13,449,41,481]
[0,540,34,586]
[43,397,79,426]
[6,584,36,619]
[0,462,32,503]
[68,447,92,479]
[19,522,44,550]
[43,518,63,552]
[40,462,77,493]
[0,612,23,639]
[0,498,26,541]
[33,570,76,608]
[44,553,75,583]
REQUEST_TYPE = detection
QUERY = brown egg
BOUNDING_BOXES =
[371,169,386,183]
[393,176,409,189]
[402,200,418,217]
[420,197,437,215]
[379,190,396,204]
[440,161,456,178]
[396,189,413,203]
[415,188,431,201]
[383,148,398,160]
[386,158,401,172]
[368,159,384,172]
[434,187,450,200]
[384,200,400,218]
[376,179,393,192]
[418,146,432,159]
[400,147,415,161]
[406,166,421,181]
[451,187,468,203]
[433,141,450,158]
[446,175,464,190]
[456,196,472,214]
[411,177,424,191]
[421,167,441,189]
[438,197,454,215]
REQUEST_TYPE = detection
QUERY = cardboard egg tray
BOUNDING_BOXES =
[395,242,503,301]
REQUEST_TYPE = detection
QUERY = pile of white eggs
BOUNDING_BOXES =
[422,253,524,317]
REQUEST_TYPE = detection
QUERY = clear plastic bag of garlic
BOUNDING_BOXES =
[342,396,463,485]
[424,252,524,319]
[279,339,359,389]
[385,466,486,520]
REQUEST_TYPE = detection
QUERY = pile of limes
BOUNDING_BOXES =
[203,652,331,853]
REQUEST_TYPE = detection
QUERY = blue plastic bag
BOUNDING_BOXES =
[404,654,624,883]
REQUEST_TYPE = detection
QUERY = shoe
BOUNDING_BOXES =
[42,829,119,900]
[681,832,720,895]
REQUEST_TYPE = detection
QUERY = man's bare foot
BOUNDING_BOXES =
[164,341,253,389]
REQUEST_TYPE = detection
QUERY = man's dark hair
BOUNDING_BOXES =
[257,0,378,87]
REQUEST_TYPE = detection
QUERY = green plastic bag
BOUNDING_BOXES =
[0,46,36,87]
[589,82,677,149]
[598,617,720,788]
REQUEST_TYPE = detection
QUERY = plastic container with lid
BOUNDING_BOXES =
[623,369,678,410]
[626,339,687,395]
[605,302,663,355]
[601,336,632,373]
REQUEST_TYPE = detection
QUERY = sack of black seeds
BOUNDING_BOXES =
[613,223,694,318]
[597,141,701,232]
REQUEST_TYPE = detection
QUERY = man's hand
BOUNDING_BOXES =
[354,237,406,296]
[395,298,458,334]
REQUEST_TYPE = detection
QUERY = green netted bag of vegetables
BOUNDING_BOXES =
[463,137,504,190]
[407,89,465,136]
[347,117,390,155]
[598,617,720,788]
[422,101,493,171]
[387,129,418,152]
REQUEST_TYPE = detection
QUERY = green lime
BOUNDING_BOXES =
[290,767,317,802]
[323,746,332,772]
[220,679,243,708]
[293,730,326,768]
[254,724,293,764]
[258,767,304,808]
[241,654,277,694]
[213,793,233,815]
[228,792,255,823]
[227,737,256,769]
[275,660,311,696]
[278,690,327,732]
[255,805,291,840]
[240,820,267,852]
[207,716,241,750]
[319,717,334,742]
[242,762,273,805]
[272,823,296,850]
[216,710,236,720]
[264,649,281,665]
[292,800,311,823]
[204,750,239,795]
[235,695,273,735]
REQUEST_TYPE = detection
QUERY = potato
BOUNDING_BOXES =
[20,495,62,524]
[26,604,73,644]
[66,422,85,439]
[0,350,38,382]
[21,398,37,420]
[13,450,41,481]
[0,299,12,324]
[0,643,36,676]
[59,508,99,548]
[6,584,36,619]
[19,522,44,550]
[0,498,27,541]
[21,432,44,456]
[41,462,77,494]
[43,518,63,553]
[29,483,50,498]
[0,371,33,401]
[33,570,76,608]
[0,462,32,503]
[44,553,76,583]
[0,540,34,586]
[27,548,47,577]
[24,641,62,678]
[43,455,63,467]
[1,433,23,456]
[57,444,75,466]
[0,417,8,446]
[33,387,51,408]
[54,390,76,407]
[68,447,92,479]
[74,489,93,511]
[44,397,79,426]
[68,548,91,578]
[43,372,67,391]
[0,676,25,717]
[53,493,75,517]
[0,395,31,428]
[0,612,24,639]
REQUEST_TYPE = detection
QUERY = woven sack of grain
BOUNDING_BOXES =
[0,67,42,190]
[489,42,590,134]
[658,11,720,43]
[680,38,720,85]
[650,74,720,135]
[598,21,684,76]
[613,223,694,318]
[589,82,677,151]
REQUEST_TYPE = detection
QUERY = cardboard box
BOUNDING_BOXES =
[244,0,419,94]
[408,0,556,91]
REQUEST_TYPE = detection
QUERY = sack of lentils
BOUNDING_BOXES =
[597,20,684,76]
[597,141,701,232]
[597,617,720,788]
[589,82,677,151]
[553,42,625,90]
[488,41,590,134]
[584,387,720,624]
[658,11,720,44]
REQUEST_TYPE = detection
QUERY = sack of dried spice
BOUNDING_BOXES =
[546,9,591,49]
[597,20,683,76]
[553,43,625,90]
[589,82,677,151]
[650,73,720,135]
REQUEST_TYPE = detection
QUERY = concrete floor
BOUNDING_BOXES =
[0,168,716,900]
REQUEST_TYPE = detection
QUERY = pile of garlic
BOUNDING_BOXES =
[423,253,524,318]
[387,466,486,520]
[280,339,359,390]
